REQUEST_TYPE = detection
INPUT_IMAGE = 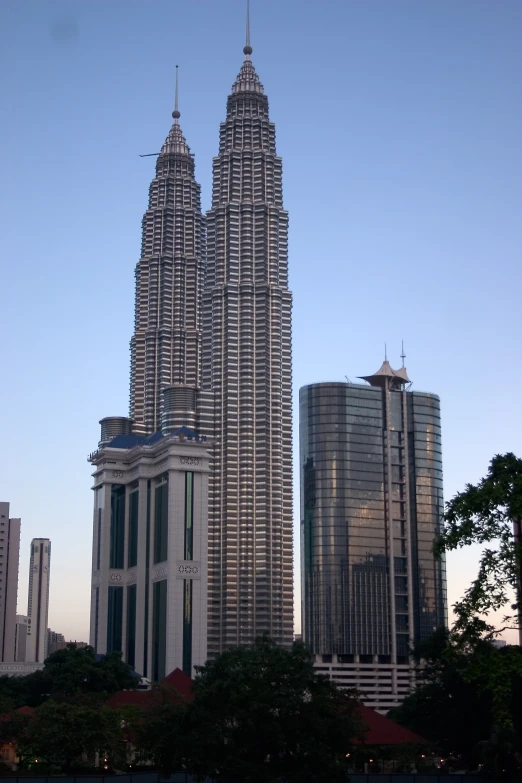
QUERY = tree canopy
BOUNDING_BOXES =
[389,630,522,778]
[0,644,138,709]
[435,452,522,639]
[149,636,362,783]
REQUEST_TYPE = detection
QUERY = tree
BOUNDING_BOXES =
[173,637,362,783]
[0,645,139,709]
[388,629,493,768]
[435,452,522,640]
[42,644,139,701]
[389,629,522,776]
[17,701,124,773]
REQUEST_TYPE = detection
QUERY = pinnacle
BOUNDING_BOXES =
[161,121,190,156]
[231,58,264,95]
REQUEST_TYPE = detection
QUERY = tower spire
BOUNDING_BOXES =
[401,340,406,368]
[172,65,180,122]
[244,0,252,57]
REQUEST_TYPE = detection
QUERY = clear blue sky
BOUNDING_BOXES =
[1,0,521,642]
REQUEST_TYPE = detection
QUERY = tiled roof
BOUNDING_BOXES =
[355,704,425,745]
[107,668,193,710]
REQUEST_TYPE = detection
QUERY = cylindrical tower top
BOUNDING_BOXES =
[99,416,134,448]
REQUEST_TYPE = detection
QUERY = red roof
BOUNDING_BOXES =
[355,705,425,745]
[161,668,193,698]
[107,668,193,710]
[16,706,36,717]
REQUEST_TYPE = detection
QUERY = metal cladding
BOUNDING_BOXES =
[99,417,134,449]
[129,91,205,435]
[201,46,294,652]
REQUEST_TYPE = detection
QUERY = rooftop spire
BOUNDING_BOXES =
[244,0,252,57]
[172,65,180,122]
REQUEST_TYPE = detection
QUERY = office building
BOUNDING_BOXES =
[0,503,20,663]
[26,538,51,663]
[300,360,447,710]
[14,615,28,662]
[201,8,293,653]
[129,67,205,436]
[47,628,65,655]
[89,68,210,680]
[89,428,209,679]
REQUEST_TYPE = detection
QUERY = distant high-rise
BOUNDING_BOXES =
[15,615,28,662]
[201,6,293,653]
[300,361,447,711]
[0,503,20,663]
[129,66,205,435]
[26,539,51,663]
[47,628,65,655]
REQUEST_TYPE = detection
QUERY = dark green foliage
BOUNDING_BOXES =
[170,636,361,783]
[17,701,124,772]
[436,452,522,635]
[389,630,522,775]
[0,644,138,708]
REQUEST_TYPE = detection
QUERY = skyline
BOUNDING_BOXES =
[1,0,521,643]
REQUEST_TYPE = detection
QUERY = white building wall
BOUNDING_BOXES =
[26,539,51,663]
[90,434,209,680]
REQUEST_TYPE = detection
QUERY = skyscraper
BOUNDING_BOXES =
[89,69,210,679]
[201,11,293,653]
[26,538,51,663]
[300,360,447,711]
[130,67,205,436]
[0,502,20,663]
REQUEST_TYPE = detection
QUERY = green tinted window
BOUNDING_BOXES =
[110,485,125,569]
[128,490,139,568]
[107,585,123,653]
[154,482,168,564]
[152,579,167,682]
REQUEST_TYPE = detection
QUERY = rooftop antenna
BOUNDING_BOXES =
[401,340,406,368]
[139,64,180,157]
[244,0,252,56]
[384,342,388,361]
[172,64,180,123]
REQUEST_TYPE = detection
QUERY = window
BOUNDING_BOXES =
[126,584,137,668]
[128,490,139,568]
[152,580,167,682]
[107,586,123,653]
[184,473,194,560]
[154,482,168,564]
[110,485,125,569]
[183,579,193,677]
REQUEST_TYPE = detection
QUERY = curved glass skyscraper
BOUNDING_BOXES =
[300,361,447,710]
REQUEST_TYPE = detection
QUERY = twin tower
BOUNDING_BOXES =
[89,22,293,677]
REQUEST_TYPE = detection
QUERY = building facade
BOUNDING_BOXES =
[0,503,20,663]
[129,68,205,436]
[47,628,65,655]
[300,361,447,711]
[201,27,293,653]
[89,429,209,680]
[89,70,211,680]
[26,539,51,663]
[14,615,27,662]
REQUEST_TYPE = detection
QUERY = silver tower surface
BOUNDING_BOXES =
[202,12,294,653]
[130,67,206,435]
